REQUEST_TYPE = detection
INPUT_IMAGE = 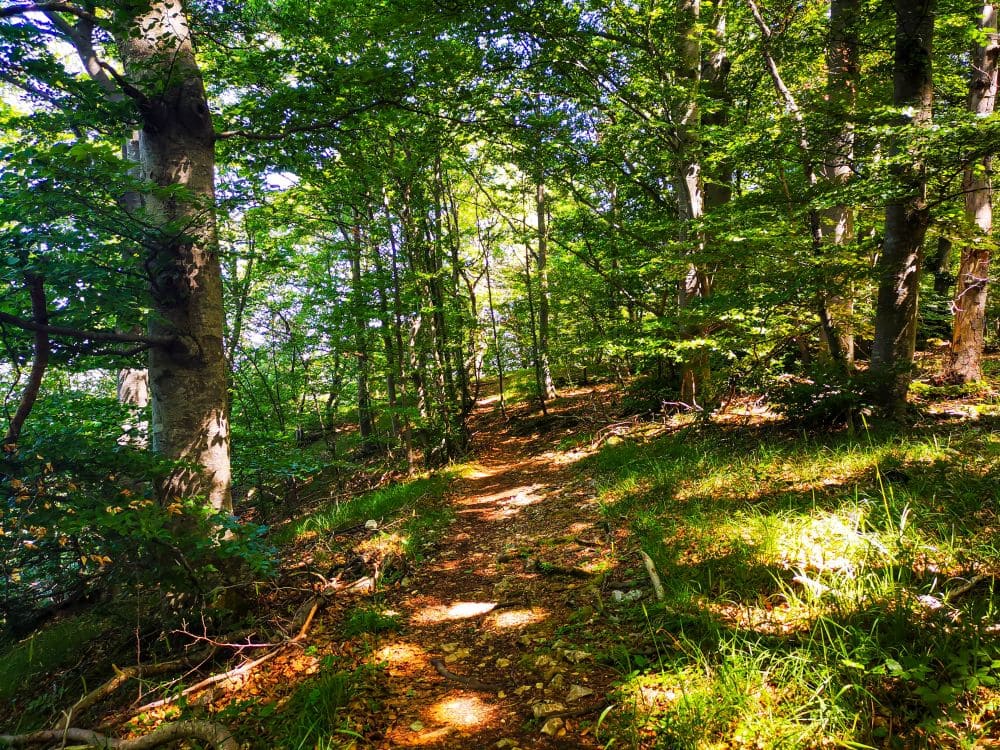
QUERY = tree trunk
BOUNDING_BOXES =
[3,276,49,448]
[536,181,557,400]
[349,221,374,442]
[870,0,936,415]
[118,0,232,512]
[948,3,999,383]
[674,0,712,408]
[819,0,860,367]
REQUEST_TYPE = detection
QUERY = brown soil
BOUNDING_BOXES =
[365,387,624,749]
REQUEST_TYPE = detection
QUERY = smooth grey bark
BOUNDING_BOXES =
[118,0,232,512]
[871,0,936,414]
[948,3,998,383]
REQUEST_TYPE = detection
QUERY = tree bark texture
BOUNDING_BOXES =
[118,0,232,512]
[871,0,936,414]
[536,181,557,400]
[819,0,859,367]
[948,3,998,383]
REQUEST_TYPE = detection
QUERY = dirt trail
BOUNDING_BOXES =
[371,389,621,749]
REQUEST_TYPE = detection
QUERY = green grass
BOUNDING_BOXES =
[583,418,1000,748]
[343,605,402,637]
[0,614,106,728]
[267,659,377,749]
[279,472,453,543]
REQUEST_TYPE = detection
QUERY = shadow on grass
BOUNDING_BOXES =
[582,416,1000,747]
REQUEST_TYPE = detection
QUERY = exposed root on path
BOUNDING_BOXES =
[429,658,505,693]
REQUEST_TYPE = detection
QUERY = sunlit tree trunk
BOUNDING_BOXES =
[118,0,232,512]
[674,0,712,408]
[871,0,936,415]
[536,181,557,400]
[948,3,999,383]
[819,0,859,368]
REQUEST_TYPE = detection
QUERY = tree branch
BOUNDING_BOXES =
[2,275,49,447]
[0,2,98,23]
[0,312,176,348]
[0,720,237,750]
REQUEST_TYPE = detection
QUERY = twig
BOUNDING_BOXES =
[429,658,504,693]
[640,551,665,601]
[945,573,992,601]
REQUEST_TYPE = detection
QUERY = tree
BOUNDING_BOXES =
[947,3,999,383]
[870,0,937,414]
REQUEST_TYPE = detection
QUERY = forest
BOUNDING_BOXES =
[1,0,1000,747]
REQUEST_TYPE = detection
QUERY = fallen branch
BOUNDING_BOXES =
[57,648,215,733]
[0,720,236,750]
[133,572,371,714]
[945,573,993,601]
[429,658,504,693]
[640,551,665,601]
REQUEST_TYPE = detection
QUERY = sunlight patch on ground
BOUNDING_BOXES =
[486,607,549,629]
[411,600,497,625]
[376,641,428,668]
[429,695,496,728]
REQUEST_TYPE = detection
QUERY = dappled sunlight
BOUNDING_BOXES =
[376,641,428,668]
[485,606,549,629]
[429,695,496,729]
[411,600,497,625]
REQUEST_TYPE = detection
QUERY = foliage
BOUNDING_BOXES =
[0,390,274,633]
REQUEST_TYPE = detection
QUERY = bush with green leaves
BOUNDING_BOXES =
[1,391,274,635]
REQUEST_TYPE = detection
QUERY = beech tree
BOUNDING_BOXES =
[1,1,232,512]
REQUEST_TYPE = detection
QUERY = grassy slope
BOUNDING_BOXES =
[583,410,1000,748]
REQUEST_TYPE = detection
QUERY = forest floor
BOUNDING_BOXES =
[6,367,1000,749]
[360,385,626,749]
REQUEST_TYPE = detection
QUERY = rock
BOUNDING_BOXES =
[566,684,594,702]
[533,654,560,680]
[531,701,566,719]
[540,717,565,736]
[559,648,591,664]
[547,673,565,693]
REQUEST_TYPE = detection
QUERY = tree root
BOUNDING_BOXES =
[531,558,595,579]
[429,658,504,693]
[0,720,236,749]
